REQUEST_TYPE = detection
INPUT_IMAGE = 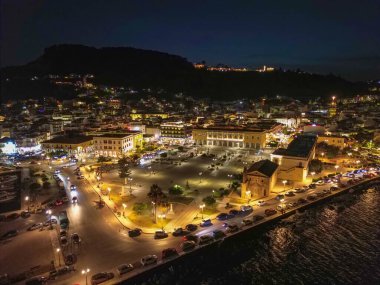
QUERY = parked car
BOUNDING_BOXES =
[72,196,78,204]
[1,230,18,240]
[298,198,307,204]
[265,209,277,216]
[21,211,31,218]
[91,272,114,285]
[181,240,196,251]
[6,213,20,221]
[216,213,232,221]
[226,224,240,233]
[154,230,168,239]
[200,219,213,227]
[25,276,47,285]
[213,230,226,240]
[285,191,295,197]
[240,205,253,212]
[140,255,158,266]
[117,264,133,276]
[294,188,305,193]
[183,234,198,243]
[162,248,179,260]
[44,218,58,227]
[172,228,190,237]
[71,233,81,244]
[309,183,317,189]
[199,235,214,245]
[60,236,68,246]
[257,200,267,206]
[128,228,142,237]
[242,218,253,226]
[28,223,43,231]
[59,229,67,237]
[252,215,265,222]
[229,209,239,216]
[276,194,285,201]
[185,224,198,232]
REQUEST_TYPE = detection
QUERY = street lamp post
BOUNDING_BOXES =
[56,248,61,266]
[282,180,287,192]
[25,196,30,211]
[107,187,111,200]
[334,165,339,174]
[199,172,203,183]
[158,214,166,231]
[46,209,53,230]
[81,268,90,285]
[122,203,127,217]
[200,204,205,219]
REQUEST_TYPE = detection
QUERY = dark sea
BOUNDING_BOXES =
[131,184,380,285]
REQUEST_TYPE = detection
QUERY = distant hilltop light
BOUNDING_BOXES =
[193,62,249,72]
[256,65,275,72]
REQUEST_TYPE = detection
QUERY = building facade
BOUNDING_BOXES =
[160,122,192,139]
[41,135,93,155]
[93,132,143,157]
[317,135,346,149]
[192,124,281,149]
[270,135,317,182]
[241,159,279,200]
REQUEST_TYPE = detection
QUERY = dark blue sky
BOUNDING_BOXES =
[1,0,379,80]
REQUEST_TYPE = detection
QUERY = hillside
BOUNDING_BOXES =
[1,44,367,101]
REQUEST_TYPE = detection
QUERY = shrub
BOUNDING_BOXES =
[202,196,216,206]
[133,202,147,215]
[168,185,183,195]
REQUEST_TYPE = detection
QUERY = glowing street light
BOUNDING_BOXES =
[200,203,205,219]
[199,172,203,183]
[282,180,287,191]
[56,248,61,266]
[158,213,166,230]
[46,209,53,229]
[25,196,30,211]
[334,165,339,174]
[122,203,127,217]
[82,268,90,285]
[107,187,111,200]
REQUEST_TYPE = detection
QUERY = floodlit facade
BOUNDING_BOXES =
[93,132,143,157]
[192,124,281,149]
[271,135,317,182]
[241,159,279,200]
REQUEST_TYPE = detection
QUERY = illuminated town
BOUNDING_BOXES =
[1,1,379,285]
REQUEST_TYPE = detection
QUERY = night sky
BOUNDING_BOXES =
[1,0,379,80]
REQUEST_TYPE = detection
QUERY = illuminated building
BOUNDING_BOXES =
[160,122,192,139]
[271,135,317,182]
[192,124,281,149]
[241,159,279,200]
[93,132,143,157]
[41,135,93,155]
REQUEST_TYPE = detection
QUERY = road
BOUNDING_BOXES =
[50,163,366,285]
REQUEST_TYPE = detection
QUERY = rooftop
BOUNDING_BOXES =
[273,135,317,158]
[42,135,92,144]
[246,159,279,177]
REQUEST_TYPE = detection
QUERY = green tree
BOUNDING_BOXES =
[147,184,166,223]
[168,185,183,195]
[132,202,148,215]
[309,159,323,174]
[202,196,216,207]
[118,156,131,179]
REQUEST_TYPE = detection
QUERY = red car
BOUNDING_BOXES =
[264,209,277,216]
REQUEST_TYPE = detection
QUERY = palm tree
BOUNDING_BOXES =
[118,156,131,183]
[147,184,166,223]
